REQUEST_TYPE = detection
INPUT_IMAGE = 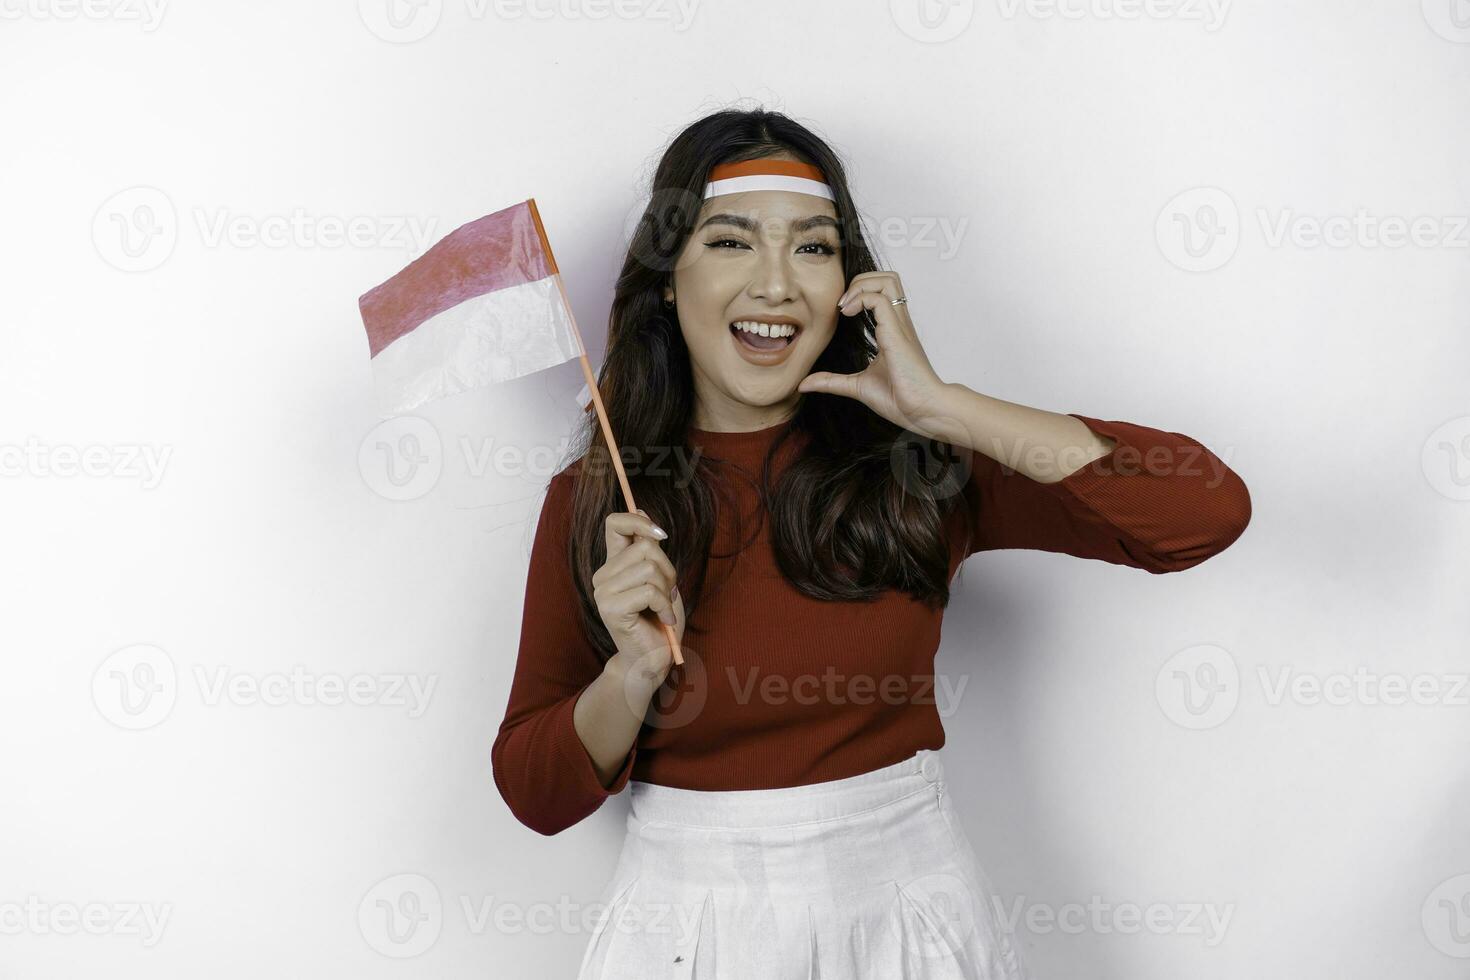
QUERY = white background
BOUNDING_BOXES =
[3,0,1468,976]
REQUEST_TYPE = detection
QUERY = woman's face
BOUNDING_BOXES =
[664,188,845,430]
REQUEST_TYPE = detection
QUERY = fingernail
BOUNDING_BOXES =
[671,584,680,601]
[635,509,668,539]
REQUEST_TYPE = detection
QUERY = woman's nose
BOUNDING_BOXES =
[749,251,796,302]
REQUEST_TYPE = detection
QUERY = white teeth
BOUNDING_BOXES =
[731,320,796,338]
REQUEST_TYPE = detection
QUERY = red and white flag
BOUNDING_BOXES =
[356,195,684,665]
[358,199,587,416]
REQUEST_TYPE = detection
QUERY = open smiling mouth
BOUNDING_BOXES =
[728,320,798,352]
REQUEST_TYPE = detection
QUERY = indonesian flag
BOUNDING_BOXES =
[355,195,684,665]
[358,199,590,416]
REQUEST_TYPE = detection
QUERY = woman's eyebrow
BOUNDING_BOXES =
[697,213,840,233]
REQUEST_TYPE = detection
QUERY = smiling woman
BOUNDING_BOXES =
[490,106,1248,980]
[666,164,846,413]
[548,122,989,645]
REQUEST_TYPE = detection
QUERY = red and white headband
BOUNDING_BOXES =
[702,159,834,202]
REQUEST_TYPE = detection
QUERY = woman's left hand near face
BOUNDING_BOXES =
[796,271,950,433]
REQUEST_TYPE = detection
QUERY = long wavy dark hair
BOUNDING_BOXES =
[557,106,975,662]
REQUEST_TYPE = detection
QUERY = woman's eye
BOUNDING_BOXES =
[705,238,836,255]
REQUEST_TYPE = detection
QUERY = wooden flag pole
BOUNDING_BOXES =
[529,200,685,667]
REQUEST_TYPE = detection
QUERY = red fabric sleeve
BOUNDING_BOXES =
[491,471,638,836]
[959,413,1252,573]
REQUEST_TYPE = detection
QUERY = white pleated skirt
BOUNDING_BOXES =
[575,747,1031,979]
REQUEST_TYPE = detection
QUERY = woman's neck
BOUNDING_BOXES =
[692,396,800,434]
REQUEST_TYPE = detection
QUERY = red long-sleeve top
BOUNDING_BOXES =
[491,413,1251,836]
